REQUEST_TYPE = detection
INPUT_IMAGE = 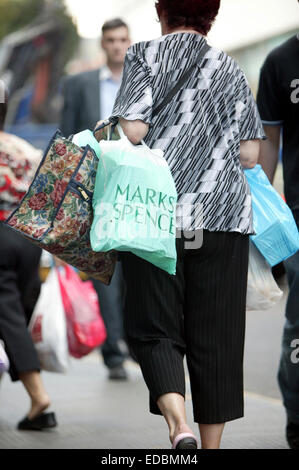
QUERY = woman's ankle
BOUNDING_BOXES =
[28,395,51,420]
[171,422,194,443]
[156,392,190,443]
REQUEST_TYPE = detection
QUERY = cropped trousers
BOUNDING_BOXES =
[0,223,41,381]
[120,230,249,424]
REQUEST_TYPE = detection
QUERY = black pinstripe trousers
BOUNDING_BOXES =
[120,230,249,424]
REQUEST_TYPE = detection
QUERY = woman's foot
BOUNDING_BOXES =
[170,423,197,446]
[18,371,51,420]
[156,393,198,449]
[18,412,57,431]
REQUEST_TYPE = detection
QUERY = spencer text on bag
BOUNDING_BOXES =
[94,183,177,239]
[113,183,176,234]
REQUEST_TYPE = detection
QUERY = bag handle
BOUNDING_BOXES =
[116,124,162,156]
[57,264,74,281]
[93,40,210,135]
[93,119,115,137]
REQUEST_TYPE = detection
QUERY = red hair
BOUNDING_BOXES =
[155,0,221,35]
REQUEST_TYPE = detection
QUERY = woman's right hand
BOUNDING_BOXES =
[240,139,261,169]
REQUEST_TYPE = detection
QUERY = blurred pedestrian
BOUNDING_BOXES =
[257,30,299,450]
[0,90,57,430]
[95,0,266,450]
[60,19,131,380]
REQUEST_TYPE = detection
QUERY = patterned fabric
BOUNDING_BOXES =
[5,131,117,284]
[112,33,266,234]
[0,132,42,221]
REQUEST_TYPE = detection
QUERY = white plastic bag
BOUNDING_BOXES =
[0,340,10,374]
[29,268,69,373]
[246,241,283,311]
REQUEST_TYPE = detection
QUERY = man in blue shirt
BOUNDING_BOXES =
[61,18,130,137]
[60,19,131,380]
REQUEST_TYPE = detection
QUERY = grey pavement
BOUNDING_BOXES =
[0,274,290,449]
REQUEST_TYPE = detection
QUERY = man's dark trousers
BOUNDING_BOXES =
[92,262,127,369]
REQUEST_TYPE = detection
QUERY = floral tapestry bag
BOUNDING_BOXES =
[4,130,117,284]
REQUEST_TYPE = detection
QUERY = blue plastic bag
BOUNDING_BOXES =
[90,126,177,275]
[244,165,299,267]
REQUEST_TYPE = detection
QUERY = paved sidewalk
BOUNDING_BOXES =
[0,351,289,449]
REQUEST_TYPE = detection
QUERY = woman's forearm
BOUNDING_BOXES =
[258,125,281,184]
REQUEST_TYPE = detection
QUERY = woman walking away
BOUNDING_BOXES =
[0,90,57,430]
[95,0,265,449]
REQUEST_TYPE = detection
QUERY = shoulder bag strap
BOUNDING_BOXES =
[93,40,211,136]
[151,41,211,118]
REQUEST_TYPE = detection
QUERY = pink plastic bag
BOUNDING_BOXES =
[57,265,107,358]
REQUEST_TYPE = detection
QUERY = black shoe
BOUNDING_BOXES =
[172,433,198,449]
[286,420,299,449]
[176,437,198,449]
[108,364,128,381]
[18,412,57,431]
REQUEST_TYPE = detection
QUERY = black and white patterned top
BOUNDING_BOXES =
[112,33,266,234]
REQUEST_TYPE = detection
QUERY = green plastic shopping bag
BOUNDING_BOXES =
[90,126,177,275]
[72,129,101,158]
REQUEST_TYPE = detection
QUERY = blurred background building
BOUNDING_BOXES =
[0,0,78,147]
[65,0,299,93]
[0,0,298,149]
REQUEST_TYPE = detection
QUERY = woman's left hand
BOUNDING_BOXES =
[93,120,112,142]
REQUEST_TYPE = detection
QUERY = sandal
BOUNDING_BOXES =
[17,412,57,431]
[172,432,198,449]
